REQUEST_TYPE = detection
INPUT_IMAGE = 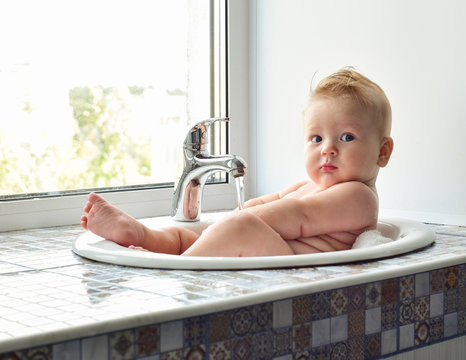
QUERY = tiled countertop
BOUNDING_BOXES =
[0,221,465,354]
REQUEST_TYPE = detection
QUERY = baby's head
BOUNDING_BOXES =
[306,68,392,139]
[303,68,394,189]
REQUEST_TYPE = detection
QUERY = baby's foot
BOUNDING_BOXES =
[81,193,145,248]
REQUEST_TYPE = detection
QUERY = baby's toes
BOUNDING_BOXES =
[80,215,88,229]
[83,201,93,213]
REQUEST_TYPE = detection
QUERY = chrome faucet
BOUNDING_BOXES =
[171,117,247,221]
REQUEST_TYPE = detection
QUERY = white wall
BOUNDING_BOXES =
[250,0,466,225]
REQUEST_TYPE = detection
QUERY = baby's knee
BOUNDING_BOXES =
[206,211,259,235]
[233,210,261,224]
[228,211,269,236]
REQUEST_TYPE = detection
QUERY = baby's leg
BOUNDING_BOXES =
[81,193,199,254]
[182,211,295,257]
[81,193,146,248]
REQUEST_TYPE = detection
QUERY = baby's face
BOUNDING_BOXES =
[303,97,384,189]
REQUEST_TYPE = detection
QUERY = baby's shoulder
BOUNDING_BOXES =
[283,181,319,199]
[325,181,379,209]
[327,180,377,196]
[336,180,376,192]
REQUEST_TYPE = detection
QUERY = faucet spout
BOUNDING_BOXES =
[171,118,247,221]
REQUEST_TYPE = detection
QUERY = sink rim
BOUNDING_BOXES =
[72,215,435,270]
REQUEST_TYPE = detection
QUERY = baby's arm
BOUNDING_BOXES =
[244,180,309,207]
[245,181,378,241]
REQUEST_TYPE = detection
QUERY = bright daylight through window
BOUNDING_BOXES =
[0,0,227,200]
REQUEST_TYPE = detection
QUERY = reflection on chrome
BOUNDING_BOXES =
[171,117,247,221]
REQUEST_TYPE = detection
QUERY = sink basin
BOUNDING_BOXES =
[72,212,435,270]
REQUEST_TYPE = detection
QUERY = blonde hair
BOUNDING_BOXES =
[306,68,392,137]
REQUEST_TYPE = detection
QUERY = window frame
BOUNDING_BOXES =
[0,0,250,232]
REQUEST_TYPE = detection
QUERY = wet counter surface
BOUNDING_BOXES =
[0,222,465,354]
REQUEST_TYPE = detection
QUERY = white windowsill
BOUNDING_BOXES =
[0,183,240,232]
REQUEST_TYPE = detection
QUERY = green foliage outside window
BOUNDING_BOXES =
[0,85,157,196]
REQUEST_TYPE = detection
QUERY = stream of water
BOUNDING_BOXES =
[235,176,245,210]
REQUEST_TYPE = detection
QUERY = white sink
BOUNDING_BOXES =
[72,212,435,270]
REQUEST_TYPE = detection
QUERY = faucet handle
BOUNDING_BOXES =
[184,117,230,154]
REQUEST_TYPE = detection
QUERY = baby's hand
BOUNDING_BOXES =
[129,245,149,252]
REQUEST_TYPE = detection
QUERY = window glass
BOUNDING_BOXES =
[0,0,225,199]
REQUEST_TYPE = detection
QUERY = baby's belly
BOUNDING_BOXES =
[286,232,359,254]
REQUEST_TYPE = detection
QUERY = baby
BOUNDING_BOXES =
[81,68,393,257]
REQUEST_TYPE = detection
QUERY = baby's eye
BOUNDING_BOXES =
[341,133,355,142]
[311,135,322,143]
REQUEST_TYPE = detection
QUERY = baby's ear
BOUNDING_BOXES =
[377,137,394,167]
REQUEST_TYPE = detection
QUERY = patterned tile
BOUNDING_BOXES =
[311,292,330,320]
[274,327,292,356]
[365,333,381,359]
[210,340,231,360]
[459,287,466,310]
[231,336,253,360]
[184,345,206,360]
[399,300,414,325]
[231,308,253,337]
[109,330,135,360]
[381,303,397,331]
[330,342,348,360]
[381,279,398,305]
[347,336,364,360]
[430,269,445,293]
[445,266,459,290]
[430,316,443,342]
[347,286,366,312]
[459,310,466,334]
[184,316,207,347]
[136,325,159,357]
[400,275,415,300]
[210,312,232,342]
[252,331,274,360]
[415,321,430,345]
[292,323,311,351]
[330,289,347,316]
[251,303,273,333]
[415,296,430,321]
[0,351,23,360]
[444,289,458,313]
[348,311,365,338]
[22,347,52,360]
[310,345,330,360]
[365,282,381,308]
[293,350,311,360]
[292,296,311,324]
[160,349,183,360]
[459,264,466,288]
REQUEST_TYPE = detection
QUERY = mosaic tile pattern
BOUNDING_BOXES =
[0,223,465,359]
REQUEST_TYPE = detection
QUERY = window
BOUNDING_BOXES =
[0,0,226,199]
[0,0,250,232]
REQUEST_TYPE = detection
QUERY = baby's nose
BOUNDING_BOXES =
[321,141,337,156]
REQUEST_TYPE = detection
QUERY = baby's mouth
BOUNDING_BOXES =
[321,163,337,172]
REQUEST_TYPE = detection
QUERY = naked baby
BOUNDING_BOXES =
[81,68,394,257]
